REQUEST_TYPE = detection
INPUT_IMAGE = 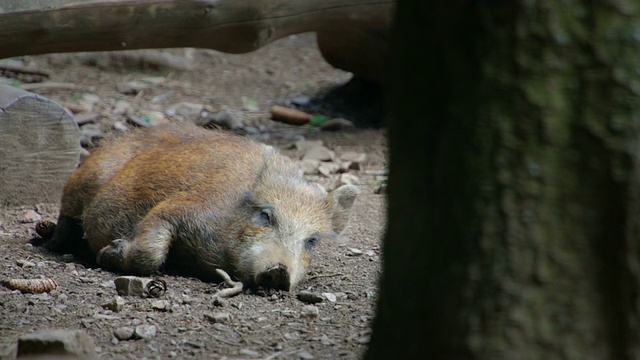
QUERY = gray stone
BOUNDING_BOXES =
[303,146,334,162]
[318,162,340,177]
[204,312,232,324]
[113,327,134,341]
[19,210,41,223]
[300,305,319,319]
[114,276,158,297]
[151,300,170,311]
[17,329,97,359]
[322,292,337,302]
[102,296,125,313]
[299,350,315,359]
[294,140,323,152]
[296,291,323,304]
[299,159,321,175]
[134,325,157,339]
[340,151,367,163]
[239,348,260,357]
[292,95,311,106]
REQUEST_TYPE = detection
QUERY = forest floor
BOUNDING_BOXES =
[0,33,388,359]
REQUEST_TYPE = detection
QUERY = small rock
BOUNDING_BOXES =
[332,173,359,189]
[134,325,157,339]
[239,348,260,357]
[298,350,315,359]
[296,291,323,304]
[374,184,387,194]
[16,259,36,267]
[151,299,170,311]
[23,243,34,251]
[365,250,376,257]
[128,112,170,127]
[212,297,227,307]
[348,248,364,256]
[340,151,367,163]
[93,314,118,320]
[151,91,173,104]
[318,162,340,177]
[102,296,125,313]
[292,95,311,106]
[299,159,321,175]
[113,327,134,341]
[113,101,133,116]
[112,121,129,132]
[17,329,97,359]
[303,146,335,162]
[74,112,100,125]
[242,97,260,112]
[114,276,152,297]
[20,210,41,223]
[165,102,206,118]
[204,312,231,324]
[300,305,319,319]
[255,316,268,322]
[202,110,243,129]
[294,140,324,152]
[322,293,337,303]
[320,118,355,131]
[61,254,74,262]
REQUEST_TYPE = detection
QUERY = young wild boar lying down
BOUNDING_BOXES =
[47,122,359,291]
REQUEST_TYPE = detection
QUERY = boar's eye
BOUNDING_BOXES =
[305,234,319,252]
[254,206,274,227]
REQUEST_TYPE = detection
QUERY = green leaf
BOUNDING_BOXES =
[309,115,331,127]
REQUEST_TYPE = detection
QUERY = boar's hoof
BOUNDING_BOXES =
[96,239,128,271]
[256,264,291,291]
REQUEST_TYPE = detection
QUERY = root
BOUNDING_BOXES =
[214,269,243,298]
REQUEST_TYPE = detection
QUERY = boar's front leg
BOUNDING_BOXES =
[96,204,176,275]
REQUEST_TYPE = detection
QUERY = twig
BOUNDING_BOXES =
[214,268,243,298]
[307,272,345,281]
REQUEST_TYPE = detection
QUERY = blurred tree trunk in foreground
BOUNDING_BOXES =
[367,0,640,359]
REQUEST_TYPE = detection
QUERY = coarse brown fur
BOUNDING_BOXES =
[48,122,359,290]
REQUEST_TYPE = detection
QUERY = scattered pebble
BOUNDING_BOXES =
[332,173,359,189]
[204,312,231,324]
[20,210,41,223]
[296,291,323,304]
[23,243,34,251]
[16,259,36,267]
[347,248,363,256]
[298,159,321,175]
[294,140,323,152]
[303,146,334,162]
[113,327,134,341]
[17,329,97,358]
[151,300,170,311]
[320,118,355,131]
[239,348,260,357]
[322,293,337,303]
[300,305,319,319]
[134,325,157,340]
[292,95,311,106]
[298,350,315,359]
[102,296,125,313]
[340,152,366,163]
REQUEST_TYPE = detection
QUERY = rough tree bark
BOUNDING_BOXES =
[367,0,640,359]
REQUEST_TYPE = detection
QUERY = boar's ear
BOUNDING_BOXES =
[327,185,360,234]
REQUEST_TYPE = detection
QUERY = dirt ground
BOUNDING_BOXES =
[0,33,388,359]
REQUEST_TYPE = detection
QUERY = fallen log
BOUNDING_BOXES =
[0,0,394,82]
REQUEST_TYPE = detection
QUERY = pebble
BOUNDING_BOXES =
[16,259,36,267]
[320,118,355,131]
[134,325,157,339]
[303,146,334,162]
[239,348,260,357]
[318,163,340,177]
[20,210,41,223]
[322,293,337,303]
[112,121,129,132]
[17,329,97,358]
[332,173,359,189]
[61,254,74,262]
[294,140,324,152]
[74,112,99,125]
[296,291,323,304]
[113,327,134,341]
[292,95,311,106]
[113,101,133,115]
[340,151,367,163]
[300,305,319,319]
[298,159,321,175]
[299,350,315,359]
[204,312,231,324]
[114,276,152,297]
[23,243,34,251]
[151,300,170,311]
[102,296,125,313]
[348,248,363,256]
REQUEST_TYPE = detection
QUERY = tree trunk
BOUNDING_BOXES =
[367,0,640,358]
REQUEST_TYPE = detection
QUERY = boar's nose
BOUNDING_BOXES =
[256,264,291,291]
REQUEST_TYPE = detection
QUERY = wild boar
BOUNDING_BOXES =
[47,122,359,291]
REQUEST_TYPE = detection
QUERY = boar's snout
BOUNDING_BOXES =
[256,264,291,291]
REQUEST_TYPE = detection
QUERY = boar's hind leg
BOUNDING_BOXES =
[96,208,175,275]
